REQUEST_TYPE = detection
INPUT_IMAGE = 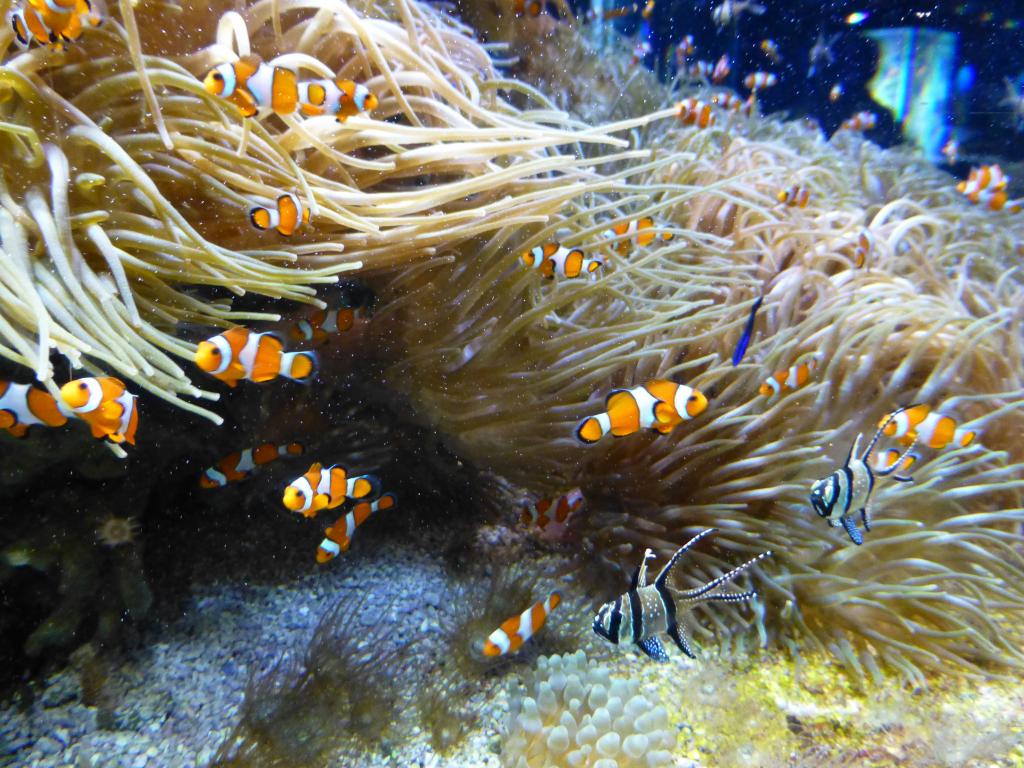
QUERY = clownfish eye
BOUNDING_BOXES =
[78,382,87,390]
[295,490,304,498]
[688,395,698,402]
[209,348,220,355]
[213,73,224,82]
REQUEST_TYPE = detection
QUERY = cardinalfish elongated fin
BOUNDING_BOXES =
[732,295,763,366]
[199,442,304,488]
[59,377,138,446]
[482,591,562,657]
[575,380,707,444]
[317,493,397,563]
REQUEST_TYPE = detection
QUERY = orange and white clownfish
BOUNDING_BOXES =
[199,442,304,488]
[316,493,397,563]
[711,54,731,84]
[973,187,1023,213]
[0,381,68,438]
[840,111,877,131]
[687,60,713,79]
[870,447,917,474]
[759,355,820,397]
[282,462,381,518]
[575,380,708,444]
[290,282,375,345]
[514,0,543,16]
[676,98,715,128]
[743,71,777,91]
[203,56,301,118]
[297,78,378,122]
[481,591,562,657]
[777,185,809,208]
[849,227,872,267]
[941,137,958,165]
[10,0,101,51]
[520,488,585,540]
[586,4,637,22]
[602,217,673,257]
[250,193,310,236]
[521,243,604,279]
[641,0,655,18]
[59,377,138,445]
[879,404,976,451]
[760,39,781,63]
[828,83,844,102]
[194,328,317,388]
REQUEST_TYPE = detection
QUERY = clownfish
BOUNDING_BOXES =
[298,78,378,122]
[829,83,844,102]
[521,243,604,279]
[849,228,872,267]
[575,380,708,444]
[317,493,397,563]
[688,60,713,79]
[675,35,695,70]
[282,462,381,518]
[0,381,68,438]
[586,4,637,21]
[194,328,317,388]
[743,71,777,91]
[759,355,820,397]
[777,185,810,208]
[711,54,731,84]
[514,0,542,16]
[482,591,562,657]
[712,91,755,116]
[59,377,138,445]
[840,111,877,131]
[870,447,918,474]
[290,307,362,345]
[957,165,1008,200]
[250,193,311,236]
[203,56,300,118]
[520,488,585,540]
[602,217,673,256]
[676,98,715,128]
[760,39,781,63]
[199,442,305,488]
[641,0,655,18]
[10,0,101,51]
[878,404,977,450]
[941,137,958,165]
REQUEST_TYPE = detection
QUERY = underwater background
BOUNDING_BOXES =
[1,0,1024,765]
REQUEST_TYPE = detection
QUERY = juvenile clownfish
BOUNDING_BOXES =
[520,488,584,540]
[199,442,304,488]
[250,193,311,237]
[291,307,363,345]
[482,591,562,657]
[870,447,917,475]
[641,0,655,18]
[759,355,820,397]
[687,60,713,79]
[712,91,755,116]
[0,381,68,438]
[957,165,1008,200]
[282,462,381,518]
[850,227,872,267]
[677,34,695,59]
[743,71,777,91]
[711,54,731,84]
[760,39,781,63]
[521,243,604,279]
[777,185,810,208]
[10,0,101,51]
[676,98,715,129]
[879,404,977,450]
[514,0,542,16]
[59,377,138,445]
[840,111,877,131]
[941,137,958,165]
[594,530,770,662]
[829,83,844,102]
[575,380,707,444]
[317,493,397,563]
[298,78,378,122]
[602,217,673,257]
[974,188,1023,213]
[203,56,300,118]
[194,328,317,388]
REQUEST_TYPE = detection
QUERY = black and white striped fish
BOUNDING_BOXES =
[808,405,918,545]
[593,529,771,662]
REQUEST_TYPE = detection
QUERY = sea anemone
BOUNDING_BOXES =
[95,514,138,548]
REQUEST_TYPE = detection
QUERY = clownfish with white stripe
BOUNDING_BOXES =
[520,488,585,541]
[514,0,543,16]
[10,0,101,51]
[575,380,707,444]
[878,403,976,450]
[0,381,68,438]
[298,78,378,122]
[809,405,919,545]
[250,193,310,237]
[759,355,820,397]
[743,71,777,91]
[870,447,917,475]
[777,185,810,208]
[203,56,301,118]
[521,243,604,279]
[282,462,381,518]
[59,377,138,445]
[317,493,397,563]
[676,98,716,128]
[849,227,872,268]
[199,442,305,488]
[594,529,771,662]
[602,217,673,256]
[482,591,562,657]
[194,328,317,388]
[711,54,731,84]
[840,111,877,132]
[687,60,713,79]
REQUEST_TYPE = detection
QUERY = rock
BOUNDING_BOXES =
[34,736,62,755]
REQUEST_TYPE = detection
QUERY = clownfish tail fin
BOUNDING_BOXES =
[280,350,318,382]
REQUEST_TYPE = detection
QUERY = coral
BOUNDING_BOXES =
[501,650,676,768]
[95,515,138,548]
[377,31,1024,682]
